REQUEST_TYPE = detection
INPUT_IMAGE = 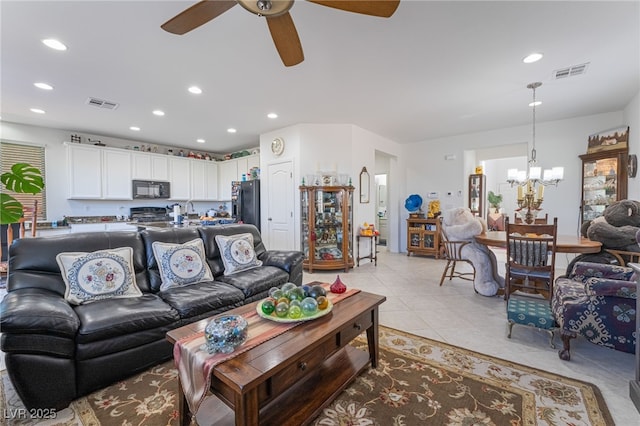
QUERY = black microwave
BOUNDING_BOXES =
[132,180,171,199]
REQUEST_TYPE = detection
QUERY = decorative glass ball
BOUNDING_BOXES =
[203,315,248,354]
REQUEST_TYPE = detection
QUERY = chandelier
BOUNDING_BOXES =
[506,82,564,224]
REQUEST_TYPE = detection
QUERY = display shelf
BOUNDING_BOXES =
[579,149,628,224]
[300,185,354,272]
[406,218,441,258]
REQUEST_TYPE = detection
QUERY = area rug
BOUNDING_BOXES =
[0,326,613,426]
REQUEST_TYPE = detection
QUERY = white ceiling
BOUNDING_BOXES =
[1,1,639,154]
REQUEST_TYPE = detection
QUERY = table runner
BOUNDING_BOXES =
[174,285,361,417]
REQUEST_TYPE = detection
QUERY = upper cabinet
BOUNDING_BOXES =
[66,143,252,202]
[66,143,132,200]
[132,152,169,181]
[579,148,628,224]
[218,154,259,200]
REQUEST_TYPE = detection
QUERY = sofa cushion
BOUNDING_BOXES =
[216,266,289,300]
[159,281,245,320]
[215,233,263,275]
[56,247,143,305]
[74,294,179,344]
[152,238,214,291]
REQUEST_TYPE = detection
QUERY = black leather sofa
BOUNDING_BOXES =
[0,224,303,410]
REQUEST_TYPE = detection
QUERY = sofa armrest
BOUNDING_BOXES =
[584,277,637,299]
[569,261,635,282]
[259,250,304,274]
[0,288,79,338]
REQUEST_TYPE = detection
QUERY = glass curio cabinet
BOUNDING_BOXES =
[300,185,354,272]
[579,148,628,224]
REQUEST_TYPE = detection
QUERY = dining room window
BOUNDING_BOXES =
[1,141,46,219]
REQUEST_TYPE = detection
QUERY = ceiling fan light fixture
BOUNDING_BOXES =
[238,0,294,17]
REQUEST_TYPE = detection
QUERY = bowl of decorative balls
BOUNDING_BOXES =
[257,283,333,322]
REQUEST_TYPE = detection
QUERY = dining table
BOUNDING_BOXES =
[475,231,602,254]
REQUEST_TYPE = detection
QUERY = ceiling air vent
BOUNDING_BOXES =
[86,97,119,110]
[553,62,589,80]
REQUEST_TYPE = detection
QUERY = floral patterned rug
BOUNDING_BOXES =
[0,326,613,425]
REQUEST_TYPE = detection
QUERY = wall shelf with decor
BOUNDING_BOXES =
[406,218,441,258]
[300,185,354,272]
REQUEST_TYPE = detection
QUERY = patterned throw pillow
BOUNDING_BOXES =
[56,247,142,305]
[215,233,263,275]
[152,238,214,291]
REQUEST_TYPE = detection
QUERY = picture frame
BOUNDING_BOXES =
[587,125,629,154]
[359,166,370,203]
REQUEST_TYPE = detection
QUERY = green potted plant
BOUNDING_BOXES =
[0,163,44,224]
[487,191,503,214]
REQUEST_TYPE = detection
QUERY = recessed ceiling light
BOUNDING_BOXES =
[267,113,278,119]
[227,128,237,133]
[188,86,202,94]
[529,101,542,107]
[42,38,67,51]
[523,52,543,63]
[130,126,141,131]
[152,110,165,116]
[34,82,53,90]
[196,138,205,143]
[30,108,45,114]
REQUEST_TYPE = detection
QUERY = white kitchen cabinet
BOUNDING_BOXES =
[106,222,138,232]
[67,144,103,198]
[169,156,191,200]
[102,149,132,199]
[191,161,218,201]
[217,154,259,200]
[218,160,237,200]
[36,228,71,237]
[69,223,109,233]
[66,143,131,200]
[68,222,137,233]
[132,152,169,181]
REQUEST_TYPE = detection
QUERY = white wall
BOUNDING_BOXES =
[403,110,626,245]
[624,92,640,199]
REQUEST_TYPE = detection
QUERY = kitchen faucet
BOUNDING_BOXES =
[186,200,195,215]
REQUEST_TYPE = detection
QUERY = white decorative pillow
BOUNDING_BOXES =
[215,233,262,275]
[152,238,213,291]
[56,247,142,305]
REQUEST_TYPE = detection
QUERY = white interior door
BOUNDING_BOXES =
[266,161,295,250]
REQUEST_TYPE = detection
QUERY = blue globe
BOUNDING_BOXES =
[404,194,423,212]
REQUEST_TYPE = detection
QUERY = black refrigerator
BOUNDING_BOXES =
[232,180,260,231]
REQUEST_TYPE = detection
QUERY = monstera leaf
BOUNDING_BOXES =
[1,163,44,194]
[0,162,44,224]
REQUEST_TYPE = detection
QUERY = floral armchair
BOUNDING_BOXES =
[552,261,637,360]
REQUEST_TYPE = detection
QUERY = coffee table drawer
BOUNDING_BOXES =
[270,337,336,395]
[339,310,373,344]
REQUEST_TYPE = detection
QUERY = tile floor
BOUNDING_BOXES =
[1,250,638,424]
[304,247,639,425]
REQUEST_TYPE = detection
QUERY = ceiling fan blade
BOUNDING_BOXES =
[266,12,304,67]
[161,0,237,35]
[307,0,400,18]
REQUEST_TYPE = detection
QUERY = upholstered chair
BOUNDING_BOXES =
[552,261,637,360]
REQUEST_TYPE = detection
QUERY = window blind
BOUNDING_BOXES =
[1,142,46,219]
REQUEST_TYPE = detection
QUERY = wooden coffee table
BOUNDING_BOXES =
[166,288,386,426]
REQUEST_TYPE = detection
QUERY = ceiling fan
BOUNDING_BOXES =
[161,0,400,67]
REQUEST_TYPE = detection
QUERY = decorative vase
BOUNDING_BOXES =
[203,315,248,354]
[330,275,347,294]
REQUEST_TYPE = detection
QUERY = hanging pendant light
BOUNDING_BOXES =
[506,82,564,224]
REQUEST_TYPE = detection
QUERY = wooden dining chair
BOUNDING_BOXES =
[438,218,475,286]
[505,216,559,347]
[0,200,38,275]
[513,213,548,224]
